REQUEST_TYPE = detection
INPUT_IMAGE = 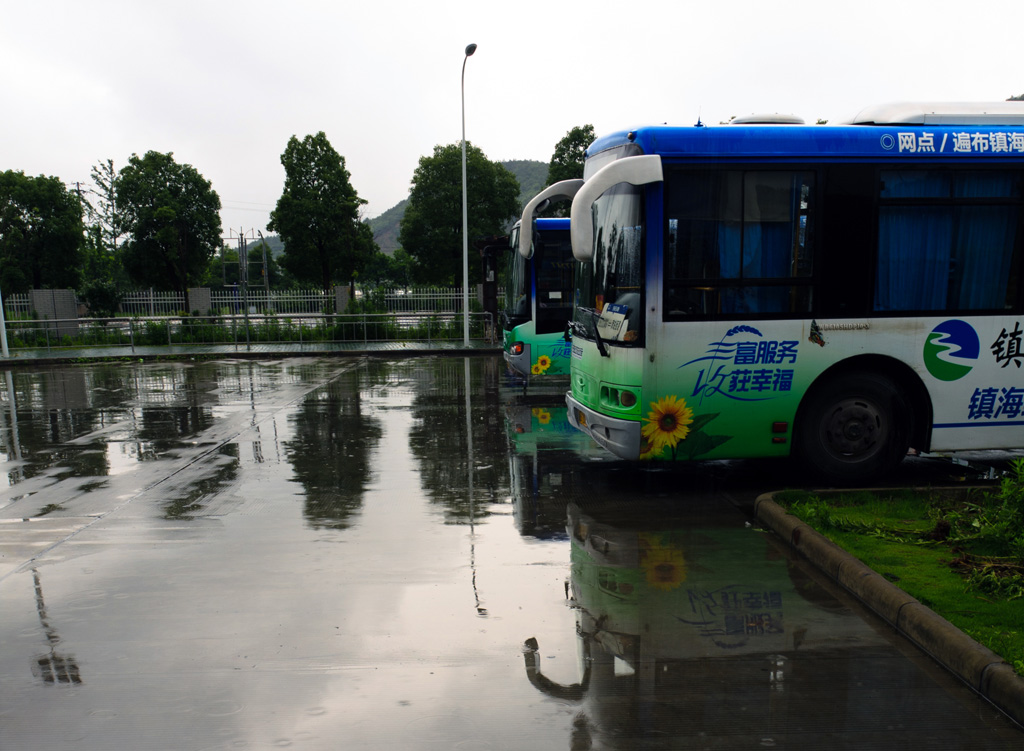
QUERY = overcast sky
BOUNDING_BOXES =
[3,0,1021,242]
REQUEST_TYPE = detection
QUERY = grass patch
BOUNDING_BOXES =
[774,465,1024,676]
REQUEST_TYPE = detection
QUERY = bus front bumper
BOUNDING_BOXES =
[565,392,641,460]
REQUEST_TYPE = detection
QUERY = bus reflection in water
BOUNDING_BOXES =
[523,503,906,747]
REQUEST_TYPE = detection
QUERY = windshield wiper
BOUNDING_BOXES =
[577,307,609,358]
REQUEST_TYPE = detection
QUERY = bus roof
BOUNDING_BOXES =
[513,217,571,231]
[535,217,570,230]
[843,101,1024,125]
[585,102,1024,162]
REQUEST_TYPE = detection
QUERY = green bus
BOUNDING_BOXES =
[502,216,575,377]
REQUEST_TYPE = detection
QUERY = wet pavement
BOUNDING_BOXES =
[0,356,1021,750]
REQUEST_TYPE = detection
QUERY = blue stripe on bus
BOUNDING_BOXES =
[934,422,1024,428]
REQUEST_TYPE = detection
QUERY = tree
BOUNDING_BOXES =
[83,159,122,257]
[399,142,520,285]
[359,247,416,289]
[206,241,293,290]
[267,132,376,296]
[116,151,222,300]
[0,170,84,293]
[546,125,595,186]
[247,239,292,290]
[80,159,130,298]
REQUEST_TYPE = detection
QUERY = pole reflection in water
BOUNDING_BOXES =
[504,385,606,540]
[466,357,486,616]
[30,569,81,685]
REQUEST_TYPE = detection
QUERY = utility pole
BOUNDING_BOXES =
[225,229,258,351]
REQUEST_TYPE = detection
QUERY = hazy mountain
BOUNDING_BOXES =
[367,199,409,256]
[248,233,284,257]
[369,159,547,255]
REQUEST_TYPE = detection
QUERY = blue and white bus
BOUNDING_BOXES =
[564,102,1024,481]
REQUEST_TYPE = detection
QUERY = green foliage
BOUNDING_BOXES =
[346,287,388,314]
[503,160,549,210]
[82,159,122,256]
[268,132,377,295]
[78,279,123,318]
[777,480,1024,673]
[370,161,544,256]
[207,242,294,290]
[358,248,415,289]
[247,241,292,289]
[398,142,520,286]
[116,151,222,298]
[546,125,596,212]
[0,170,85,292]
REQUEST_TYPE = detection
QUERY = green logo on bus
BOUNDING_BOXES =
[923,320,979,381]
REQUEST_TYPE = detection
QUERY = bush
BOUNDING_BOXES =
[79,281,123,319]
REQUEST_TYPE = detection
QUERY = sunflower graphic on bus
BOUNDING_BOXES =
[639,395,731,461]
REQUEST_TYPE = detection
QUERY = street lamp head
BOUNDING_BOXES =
[465,43,477,57]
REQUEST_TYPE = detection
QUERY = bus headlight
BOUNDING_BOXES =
[600,385,639,413]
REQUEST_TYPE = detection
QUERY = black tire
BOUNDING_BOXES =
[795,371,910,484]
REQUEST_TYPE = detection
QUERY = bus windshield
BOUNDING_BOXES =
[503,225,530,328]
[572,183,644,344]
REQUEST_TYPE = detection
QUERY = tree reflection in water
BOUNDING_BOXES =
[286,370,383,529]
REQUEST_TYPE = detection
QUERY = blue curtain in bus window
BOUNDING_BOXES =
[953,172,1018,309]
[880,171,949,198]
[954,205,1016,309]
[747,173,796,278]
[876,206,952,311]
[717,222,742,277]
[877,171,1019,311]
[726,173,801,313]
[717,222,744,312]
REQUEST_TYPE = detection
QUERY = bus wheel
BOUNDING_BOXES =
[797,372,909,483]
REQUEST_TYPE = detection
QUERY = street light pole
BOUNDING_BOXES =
[0,281,9,359]
[461,42,477,347]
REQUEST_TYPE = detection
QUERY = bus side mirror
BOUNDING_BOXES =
[519,179,584,259]
[570,155,664,262]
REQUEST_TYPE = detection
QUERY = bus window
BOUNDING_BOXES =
[664,169,814,318]
[533,233,574,335]
[875,170,1022,312]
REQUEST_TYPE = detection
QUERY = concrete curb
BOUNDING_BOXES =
[754,492,1024,728]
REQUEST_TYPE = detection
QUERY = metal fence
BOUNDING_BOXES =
[4,286,478,318]
[209,289,332,315]
[380,287,467,313]
[1,294,33,318]
[118,290,187,316]
[0,311,496,353]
